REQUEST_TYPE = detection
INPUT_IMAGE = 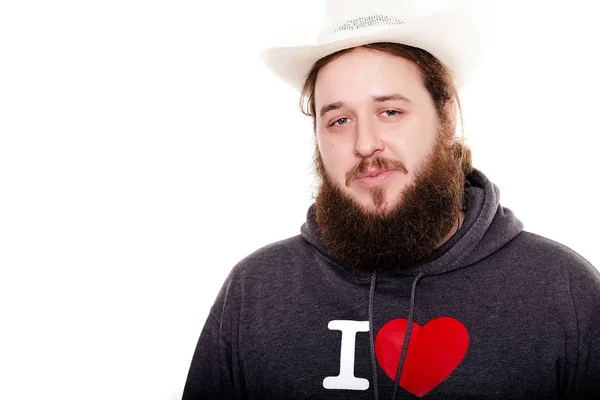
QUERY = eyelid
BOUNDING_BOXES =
[328,116,351,127]
[380,109,405,118]
[327,109,402,128]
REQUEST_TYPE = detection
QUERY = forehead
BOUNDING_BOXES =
[314,47,427,107]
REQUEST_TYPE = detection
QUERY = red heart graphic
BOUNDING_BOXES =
[375,317,468,397]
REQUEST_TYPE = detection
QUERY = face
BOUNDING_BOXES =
[311,47,466,271]
[315,47,444,214]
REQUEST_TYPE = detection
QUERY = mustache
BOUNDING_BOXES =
[345,156,409,187]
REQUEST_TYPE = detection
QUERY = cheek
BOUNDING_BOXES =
[385,125,437,168]
[319,142,340,171]
[411,135,438,168]
[318,137,353,178]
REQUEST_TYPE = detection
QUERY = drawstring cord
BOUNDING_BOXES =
[369,270,425,400]
[391,271,424,400]
[369,269,379,400]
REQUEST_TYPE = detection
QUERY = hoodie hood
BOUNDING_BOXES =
[300,168,524,279]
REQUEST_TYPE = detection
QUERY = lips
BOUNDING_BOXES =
[355,169,397,188]
[357,169,393,179]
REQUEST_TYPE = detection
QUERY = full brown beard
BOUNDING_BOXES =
[313,124,466,273]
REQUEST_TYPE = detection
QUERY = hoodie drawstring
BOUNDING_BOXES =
[368,270,380,400]
[369,270,425,400]
[391,271,424,400]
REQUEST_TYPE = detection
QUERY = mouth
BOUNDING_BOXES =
[355,169,396,188]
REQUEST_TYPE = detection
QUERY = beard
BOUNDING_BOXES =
[313,123,467,273]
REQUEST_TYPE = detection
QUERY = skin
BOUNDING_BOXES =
[314,47,463,246]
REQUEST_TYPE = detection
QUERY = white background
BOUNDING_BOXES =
[1,1,598,399]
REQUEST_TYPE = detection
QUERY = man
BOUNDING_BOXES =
[182,1,600,399]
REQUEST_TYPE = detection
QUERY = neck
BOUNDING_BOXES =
[436,211,464,249]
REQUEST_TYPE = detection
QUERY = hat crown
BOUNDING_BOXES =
[318,0,418,43]
[259,0,481,94]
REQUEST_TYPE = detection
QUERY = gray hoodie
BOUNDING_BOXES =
[182,169,600,399]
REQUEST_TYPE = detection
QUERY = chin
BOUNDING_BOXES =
[348,188,403,216]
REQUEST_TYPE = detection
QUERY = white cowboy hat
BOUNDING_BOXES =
[259,0,484,93]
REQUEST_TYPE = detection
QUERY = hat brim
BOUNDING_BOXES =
[259,8,483,93]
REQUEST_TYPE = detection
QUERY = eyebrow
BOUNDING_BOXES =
[373,93,412,104]
[319,93,412,118]
[319,102,344,118]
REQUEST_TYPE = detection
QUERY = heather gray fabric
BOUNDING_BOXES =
[182,169,600,399]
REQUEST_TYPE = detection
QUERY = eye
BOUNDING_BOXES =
[330,117,349,127]
[383,110,400,117]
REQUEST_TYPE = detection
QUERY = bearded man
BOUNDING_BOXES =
[182,1,600,399]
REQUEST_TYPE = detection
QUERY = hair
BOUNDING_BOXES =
[299,42,473,175]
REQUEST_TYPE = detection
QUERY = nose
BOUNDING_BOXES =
[353,117,384,158]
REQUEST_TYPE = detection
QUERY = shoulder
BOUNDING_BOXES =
[221,234,315,288]
[235,234,313,271]
[209,234,313,315]
[510,231,600,323]
[511,231,598,280]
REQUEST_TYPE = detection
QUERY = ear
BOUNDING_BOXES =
[442,99,458,144]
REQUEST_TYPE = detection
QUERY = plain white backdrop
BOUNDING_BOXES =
[0,1,598,399]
